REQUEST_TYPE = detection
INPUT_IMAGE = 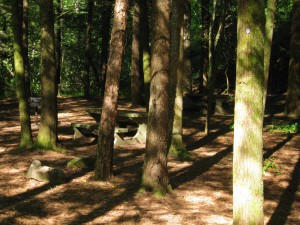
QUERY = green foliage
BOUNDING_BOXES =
[229,123,234,130]
[67,157,95,169]
[263,157,281,175]
[268,121,298,133]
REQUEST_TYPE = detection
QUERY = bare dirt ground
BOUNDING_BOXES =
[0,95,299,225]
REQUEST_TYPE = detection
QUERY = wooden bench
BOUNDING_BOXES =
[71,123,129,143]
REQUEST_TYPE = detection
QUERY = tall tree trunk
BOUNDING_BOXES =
[22,0,30,97]
[56,0,62,96]
[12,0,33,150]
[263,0,276,109]
[233,0,265,223]
[199,0,209,93]
[140,0,151,109]
[100,1,113,96]
[141,0,172,195]
[131,0,144,106]
[204,0,217,135]
[169,12,186,157]
[205,0,226,135]
[83,0,94,98]
[285,0,300,118]
[0,18,8,96]
[94,0,129,180]
[35,0,60,151]
[182,0,192,96]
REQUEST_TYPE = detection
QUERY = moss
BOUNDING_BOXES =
[67,157,95,169]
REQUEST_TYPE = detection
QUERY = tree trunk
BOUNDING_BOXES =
[35,0,60,151]
[169,12,186,158]
[199,0,210,93]
[182,0,192,96]
[131,0,144,106]
[142,0,172,195]
[285,0,300,118]
[22,0,30,97]
[263,0,276,109]
[140,0,151,109]
[0,17,8,96]
[94,0,129,180]
[83,0,94,98]
[233,0,265,223]
[12,0,33,150]
[56,0,62,96]
[100,1,113,96]
[205,0,226,135]
[204,0,217,135]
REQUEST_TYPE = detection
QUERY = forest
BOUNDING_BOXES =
[0,0,299,224]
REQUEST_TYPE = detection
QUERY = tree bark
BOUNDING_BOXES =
[169,10,186,157]
[56,0,62,96]
[131,0,144,106]
[94,0,129,180]
[285,0,300,118]
[22,0,30,97]
[233,0,265,223]
[83,0,94,98]
[199,0,210,93]
[35,0,60,151]
[182,0,192,96]
[12,0,33,150]
[140,0,151,109]
[142,0,172,195]
[263,0,276,109]
[99,1,113,96]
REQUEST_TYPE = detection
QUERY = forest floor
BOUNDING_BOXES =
[0,94,299,225]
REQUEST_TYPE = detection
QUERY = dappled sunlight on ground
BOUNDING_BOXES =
[0,96,299,224]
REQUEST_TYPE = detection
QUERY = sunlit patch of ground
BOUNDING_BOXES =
[0,96,299,224]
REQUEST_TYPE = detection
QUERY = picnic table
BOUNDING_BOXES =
[87,109,148,145]
[72,109,148,145]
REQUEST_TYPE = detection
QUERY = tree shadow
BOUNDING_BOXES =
[267,156,300,225]
[0,168,91,212]
[170,145,233,189]
[186,126,231,151]
[67,171,141,225]
[263,134,294,159]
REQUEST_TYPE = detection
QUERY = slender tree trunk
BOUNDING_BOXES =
[182,0,192,96]
[12,0,33,150]
[140,0,151,109]
[263,0,276,109]
[56,0,62,96]
[204,0,217,135]
[94,0,129,180]
[83,0,94,98]
[0,18,8,96]
[169,14,186,157]
[285,0,300,118]
[100,1,113,96]
[142,0,172,195]
[22,0,30,97]
[199,0,209,93]
[205,0,226,135]
[131,0,144,106]
[35,0,60,151]
[233,0,265,223]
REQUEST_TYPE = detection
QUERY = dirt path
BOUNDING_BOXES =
[0,96,299,225]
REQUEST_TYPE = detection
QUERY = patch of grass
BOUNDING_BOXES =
[263,157,281,175]
[268,121,298,134]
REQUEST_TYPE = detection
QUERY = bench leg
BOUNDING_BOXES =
[73,128,84,140]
